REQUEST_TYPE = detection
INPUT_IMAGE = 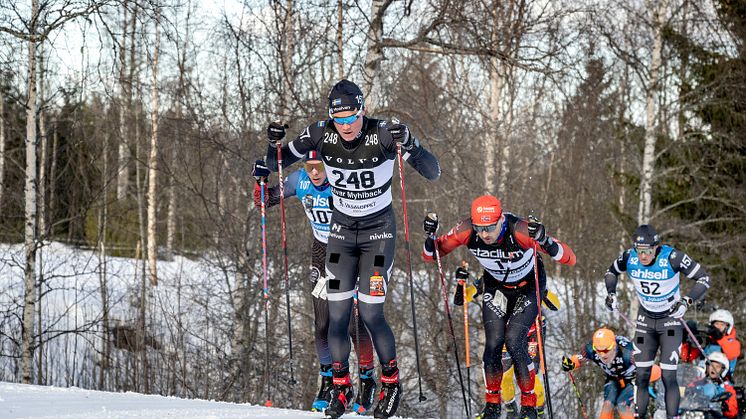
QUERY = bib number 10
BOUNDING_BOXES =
[332,170,375,189]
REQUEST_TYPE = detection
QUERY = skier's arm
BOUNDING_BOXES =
[265,122,324,171]
[604,250,631,294]
[668,249,710,302]
[380,121,441,181]
[423,219,471,262]
[514,220,576,266]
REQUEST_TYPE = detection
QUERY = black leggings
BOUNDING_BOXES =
[311,238,375,369]
[325,207,397,367]
[634,313,682,418]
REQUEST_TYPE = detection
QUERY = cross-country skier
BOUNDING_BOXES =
[264,79,440,418]
[561,328,662,419]
[422,195,576,419]
[603,224,711,419]
[252,154,378,413]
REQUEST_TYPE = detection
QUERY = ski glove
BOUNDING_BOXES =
[267,121,287,144]
[707,324,724,342]
[669,296,692,319]
[455,267,469,282]
[387,122,416,150]
[527,217,549,246]
[605,293,618,312]
[561,355,576,371]
[252,160,270,182]
[424,213,438,235]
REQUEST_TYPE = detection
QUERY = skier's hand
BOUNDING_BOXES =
[252,160,270,183]
[561,355,576,371]
[527,216,548,246]
[455,267,469,284]
[707,323,724,341]
[605,293,618,312]
[669,297,692,319]
[267,121,287,144]
[423,213,438,235]
[388,121,416,150]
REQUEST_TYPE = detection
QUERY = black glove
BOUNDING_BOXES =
[455,267,469,282]
[388,122,416,150]
[267,121,287,144]
[561,355,575,371]
[424,213,438,235]
[527,216,548,246]
[252,160,270,182]
[707,324,724,341]
[605,293,618,312]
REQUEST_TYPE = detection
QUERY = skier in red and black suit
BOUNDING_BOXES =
[422,195,575,419]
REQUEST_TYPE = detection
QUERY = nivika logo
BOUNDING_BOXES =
[369,232,393,240]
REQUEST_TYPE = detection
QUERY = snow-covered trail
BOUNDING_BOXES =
[0,382,411,418]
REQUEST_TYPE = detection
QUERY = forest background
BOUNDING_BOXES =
[0,0,744,417]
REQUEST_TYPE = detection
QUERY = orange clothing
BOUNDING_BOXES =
[722,382,738,419]
[715,328,741,363]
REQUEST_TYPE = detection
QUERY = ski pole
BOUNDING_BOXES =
[617,308,636,330]
[430,213,470,417]
[567,371,588,419]
[275,140,296,385]
[353,288,362,411]
[681,319,707,358]
[530,233,553,418]
[460,260,472,413]
[259,177,272,405]
[394,120,426,402]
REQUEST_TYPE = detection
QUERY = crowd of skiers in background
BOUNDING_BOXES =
[252,78,745,419]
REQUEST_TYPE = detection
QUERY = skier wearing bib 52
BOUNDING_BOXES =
[603,224,711,419]
[252,153,377,413]
[265,79,440,418]
[422,195,576,419]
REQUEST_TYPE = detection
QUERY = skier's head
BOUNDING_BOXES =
[706,351,729,380]
[303,151,327,186]
[709,309,734,335]
[632,224,660,265]
[471,195,504,245]
[328,80,366,142]
[592,328,617,364]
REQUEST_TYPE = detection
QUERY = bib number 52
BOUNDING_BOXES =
[640,281,661,295]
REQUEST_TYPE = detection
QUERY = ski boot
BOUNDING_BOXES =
[537,405,545,418]
[373,360,401,418]
[476,402,501,419]
[311,364,333,412]
[325,366,354,419]
[519,405,538,419]
[504,399,519,419]
[353,366,377,415]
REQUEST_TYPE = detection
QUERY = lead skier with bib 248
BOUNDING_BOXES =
[265,79,440,418]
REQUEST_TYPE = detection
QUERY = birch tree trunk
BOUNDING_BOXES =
[147,8,161,287]
[21,0,40,384]
[117,1,131,200]
[38,46,47,236]
[632,0,667,323]
[0,84,5,211]
[362,0,388,114]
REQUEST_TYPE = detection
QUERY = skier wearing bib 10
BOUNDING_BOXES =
[603,224,711,419]
[422,195,576,419]
[265,79,440,418]
[252,153,377,414]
